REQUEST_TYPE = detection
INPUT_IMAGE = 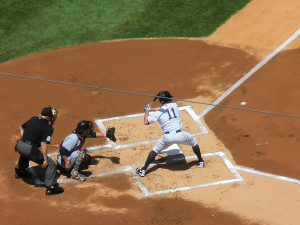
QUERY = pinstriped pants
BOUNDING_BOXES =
[152,130,198,153]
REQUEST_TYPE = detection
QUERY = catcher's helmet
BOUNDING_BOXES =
[158,91,173,104]
[75,120,94,133]
[40,106,58,123]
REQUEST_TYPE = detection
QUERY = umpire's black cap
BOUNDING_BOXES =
[41,106,58,122]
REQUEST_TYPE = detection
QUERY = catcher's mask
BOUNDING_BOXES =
[75,120,94,134]
[40,106,58,125]
[158,91,173,104]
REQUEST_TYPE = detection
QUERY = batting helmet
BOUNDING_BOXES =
[158,91,173,104]
[40,106,58,124]
[75,120,94,133]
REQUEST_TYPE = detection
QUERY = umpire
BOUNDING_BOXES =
[15,106,64,195]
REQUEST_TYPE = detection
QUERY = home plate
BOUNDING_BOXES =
[160,144,183,156]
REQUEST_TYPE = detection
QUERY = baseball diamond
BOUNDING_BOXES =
[1,0,300,225]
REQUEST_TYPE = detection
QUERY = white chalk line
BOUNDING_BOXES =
[58,168,130,183]
[147,179,242,196]
[236,166,300,185]
[127,166,151,196]
[185,106,209,134]
[95,105,208,150]
[130,151,244,196]
[198,28,300,119]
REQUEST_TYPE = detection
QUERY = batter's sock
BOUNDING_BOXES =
[192,145,204,162]
[141,150,157,171]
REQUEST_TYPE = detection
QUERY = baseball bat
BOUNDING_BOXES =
[145,92,161,112]
[149,92,161,105]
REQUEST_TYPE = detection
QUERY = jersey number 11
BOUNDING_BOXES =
[167,108,177,120]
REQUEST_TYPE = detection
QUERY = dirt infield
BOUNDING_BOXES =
[1,1,300,225]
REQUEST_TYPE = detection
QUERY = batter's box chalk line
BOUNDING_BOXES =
[129,151,244,197]
[56,151,243,195]
[94,105,209,151]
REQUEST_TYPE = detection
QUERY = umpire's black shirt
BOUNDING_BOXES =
[21,116,53,147]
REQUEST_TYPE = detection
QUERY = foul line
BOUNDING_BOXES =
[198,28,300,119]
[236,166,300,185]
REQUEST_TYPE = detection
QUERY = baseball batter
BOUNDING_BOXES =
[136,91,205,177]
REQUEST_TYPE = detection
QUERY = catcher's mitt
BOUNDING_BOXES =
[106,127,117,142]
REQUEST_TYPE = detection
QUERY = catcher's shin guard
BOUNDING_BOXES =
[71,169,86,182]
[71,150,88,181]
[72,150,85,175]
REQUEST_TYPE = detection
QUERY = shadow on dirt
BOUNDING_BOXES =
[146,153,199,175]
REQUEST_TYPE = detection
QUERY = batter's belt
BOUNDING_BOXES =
[164,129,181,134]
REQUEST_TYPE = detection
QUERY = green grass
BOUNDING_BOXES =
[0,0,251,63]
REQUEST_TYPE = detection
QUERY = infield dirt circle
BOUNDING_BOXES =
[1,1,300,225]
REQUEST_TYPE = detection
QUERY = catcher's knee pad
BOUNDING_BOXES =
[75,156,83,165]
[77,149,87,162]
[73,149,87,171]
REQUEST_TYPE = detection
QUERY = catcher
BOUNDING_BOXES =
[57,120,116,181]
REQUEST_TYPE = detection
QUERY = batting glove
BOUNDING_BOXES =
[144,104,151,111]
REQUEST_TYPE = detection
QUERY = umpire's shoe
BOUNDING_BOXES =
[46,184,64,195]
[15,168,26,179]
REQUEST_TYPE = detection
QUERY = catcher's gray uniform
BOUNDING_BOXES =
[57,133,86,167]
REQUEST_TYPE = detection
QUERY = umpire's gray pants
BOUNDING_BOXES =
[15,140,57,187]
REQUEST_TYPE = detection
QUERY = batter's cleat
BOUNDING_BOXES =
[136,168,146,177]
[198,160,205,168]
[46,184,64,195]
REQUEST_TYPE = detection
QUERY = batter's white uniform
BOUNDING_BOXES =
[148,102,197,153]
